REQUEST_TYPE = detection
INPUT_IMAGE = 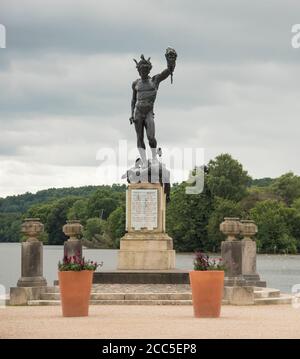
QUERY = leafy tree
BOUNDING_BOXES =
[250,177,274,187]
[38,231,49,244]
[280,205,300,251]
[83,217,105,241]
[82,217,115,248]
[46,197,80,244]
[207,198,242,251]
[206,153,251,202]
[111,184,127,192]
[0,185,103,213]
[292,198,300,212]
[250,200,297,253]
[167,181,213,252]
[239,187,280,214]
[26,202,54,225]
[271,172,300,205]
[106,205,126,247]
[273,233,297,254]
[67,198,89,224]
[86,189,124,220]
[0,213,22,242]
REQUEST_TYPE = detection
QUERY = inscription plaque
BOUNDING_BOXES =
[131,189,158,230]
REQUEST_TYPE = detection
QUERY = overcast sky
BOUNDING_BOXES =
[1,0,300,197]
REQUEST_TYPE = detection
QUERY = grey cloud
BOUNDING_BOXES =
[1,0,300,63]
[1,0,300,196]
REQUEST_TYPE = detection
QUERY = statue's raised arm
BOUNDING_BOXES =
[165,47,177,84]
[152,47,177,85]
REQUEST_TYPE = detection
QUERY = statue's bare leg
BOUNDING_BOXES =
[134,114,147,166]
[145,111,157,162]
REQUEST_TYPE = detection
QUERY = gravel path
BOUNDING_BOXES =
[1,305,299,339]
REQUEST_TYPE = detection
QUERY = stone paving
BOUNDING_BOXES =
[1,305,300,338]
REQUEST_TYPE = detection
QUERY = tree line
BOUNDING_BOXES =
[1,153,300,253]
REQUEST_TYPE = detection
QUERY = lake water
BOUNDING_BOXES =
[1,243,300,294]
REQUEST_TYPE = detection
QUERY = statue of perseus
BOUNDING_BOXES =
[123,48,177,201]
[129,47,177,166]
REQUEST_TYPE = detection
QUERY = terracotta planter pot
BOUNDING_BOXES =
[58,270,94,317]
[189,271,224,318]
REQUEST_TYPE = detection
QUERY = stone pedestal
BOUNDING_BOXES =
[64,240,82,258]
[17,241,47,287]
[63,220,83,258]
[118,183,175,270]
[221,240,266,287]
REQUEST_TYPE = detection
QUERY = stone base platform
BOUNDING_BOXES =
[8,284,293,306]
[118,234,176,270]
[9,286,46,306]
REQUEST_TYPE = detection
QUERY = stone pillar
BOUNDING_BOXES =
[220,218,266,287]
[17,218,47,287]
[118,183,175,270]
[63,220,83,258]
[240,220,262,284]
[221,240,262,284]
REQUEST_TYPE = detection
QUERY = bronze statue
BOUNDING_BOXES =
[123,48,177,201]
[129,47,177,167]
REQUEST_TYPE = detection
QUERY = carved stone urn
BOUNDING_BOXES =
[240,220,257,241]
[21,218,44,242]
[63,220,83,241]
[63,220,83,259]
[219,217,241,241]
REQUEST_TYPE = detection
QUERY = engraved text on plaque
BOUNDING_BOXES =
[131,189,158,230]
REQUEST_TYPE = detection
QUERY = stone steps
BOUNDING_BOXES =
[34,285,195,305]
[44,286,281,298]
[26,287,292,306]
[254,288,281,299]
[44,286,60,293]
[40,292,192,301]
[254,294,292,305]
[28,299,194,306]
